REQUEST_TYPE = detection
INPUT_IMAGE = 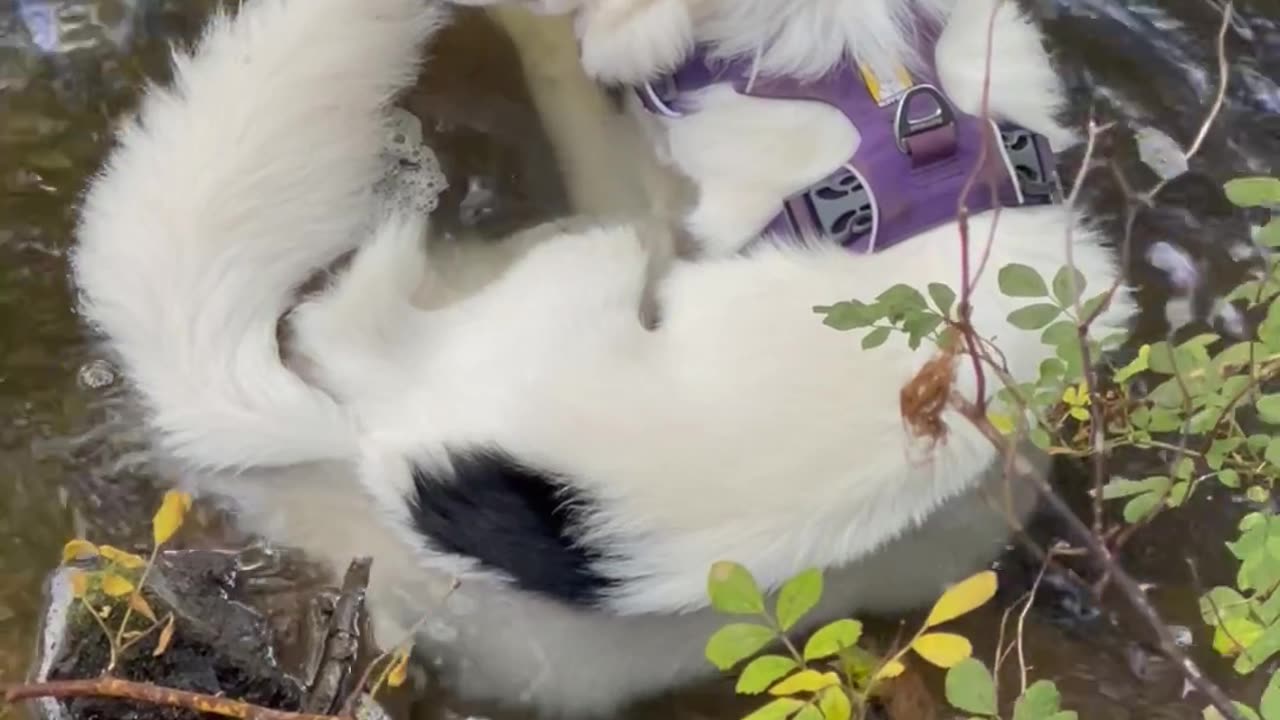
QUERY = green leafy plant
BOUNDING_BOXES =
[701,562,1067,719]
[801,170,1280,720]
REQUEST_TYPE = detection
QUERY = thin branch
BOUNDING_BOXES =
[3,679,338,720]
[1141,1,1234,204]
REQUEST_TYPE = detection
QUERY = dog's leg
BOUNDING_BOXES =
[935,0,1077,148]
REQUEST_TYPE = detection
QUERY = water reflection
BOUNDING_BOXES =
[0,0,1278,718]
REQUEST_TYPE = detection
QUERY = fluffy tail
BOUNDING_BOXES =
[72,0,447,472]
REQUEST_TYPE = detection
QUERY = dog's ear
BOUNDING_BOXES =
[576,0,695,84]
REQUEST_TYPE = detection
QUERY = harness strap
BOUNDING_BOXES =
[635,34,1063,253]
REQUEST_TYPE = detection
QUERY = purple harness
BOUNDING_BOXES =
[635,37,1062,253]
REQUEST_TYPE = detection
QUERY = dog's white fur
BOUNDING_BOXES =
[72,0,1133,717]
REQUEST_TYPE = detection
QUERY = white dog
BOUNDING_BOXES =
[71,0,1133,717]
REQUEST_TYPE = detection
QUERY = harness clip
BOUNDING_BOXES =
[893,84,956,155]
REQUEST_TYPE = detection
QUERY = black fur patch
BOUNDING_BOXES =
[409,449,616,606]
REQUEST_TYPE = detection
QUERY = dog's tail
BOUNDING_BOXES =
[72,0,447,472]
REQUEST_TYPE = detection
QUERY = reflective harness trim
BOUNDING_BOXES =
[634,37,1064,253]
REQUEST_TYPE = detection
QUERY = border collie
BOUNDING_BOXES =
[72,0,1133,715]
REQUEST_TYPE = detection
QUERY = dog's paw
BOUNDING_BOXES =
[577,0,694,84]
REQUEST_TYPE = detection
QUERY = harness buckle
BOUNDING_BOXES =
[998,125,1063,205]
[893,84,956,156]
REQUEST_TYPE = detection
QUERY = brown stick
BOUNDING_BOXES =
[3,679,340,720]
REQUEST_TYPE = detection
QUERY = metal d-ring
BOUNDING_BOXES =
[893,84,955,153]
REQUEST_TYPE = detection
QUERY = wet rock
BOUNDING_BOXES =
[28,550,394,720]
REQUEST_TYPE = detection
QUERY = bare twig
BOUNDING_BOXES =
[338,577,461,718]
[2,679,338,720]
[1141,1,1234,204]
[952,0,1007,417]
[304,557,372,715]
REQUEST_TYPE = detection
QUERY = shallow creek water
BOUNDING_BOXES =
[0,1,1278,718]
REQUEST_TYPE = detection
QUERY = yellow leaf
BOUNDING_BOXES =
[924,571,997,628]
[387,648,411,688]
[1069,407,1090,421]
[61,539,99,564]
[69,570,88,598]
[129,593,157,622]
[153,615,175,657]
[101,573,135,597]
[768,670,840,696]
[99,545,147,570]
[987,413,1015,436]
[910,632,973,668]
[152,490,193,546]
[872,659,905,681]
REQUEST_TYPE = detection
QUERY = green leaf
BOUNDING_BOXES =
[819,301,878,331]
[904,313,945,348]
[862,327,892,350]
[1008,304,1063,331]
[788,705,821,720]
[743,697,806,720]
[737,655,801,695]
[1258,590,1280,625]
[1040,320,1077,348]
[776,569,823,632]
[929,283,957,316]
[1030,428,1052,449]
[793,705,824,720]
[1235,620,1280,673]
[818,686,852,720]
[1013,680,1063,720]
[1258,395,1280,424]
[1123,491,1165,523]
[1052,267,1087,307]
[1267,439,1280,469]
[1175,457,1195,480]
[1147,341,1177,374]
[1260,669,1280,720]
[1102,476,1171,500]
[1199,586,1250,625]
[1168,481,1190,508]
[1219,469,1242,488]
[1207,438,1242,470]
[1039,358,1067,382]
[1204,705,1262,720]
[945,658,997,716]
[706,623,776,670]
[1114,344,1150,383]
[802,619,863,662]
[876,284,928,316]
[998,263,1049,298]
[708,561,766,615]
[1258,220,1280,249]
[1225,177,1280,208]
[1214,617,1265,656]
